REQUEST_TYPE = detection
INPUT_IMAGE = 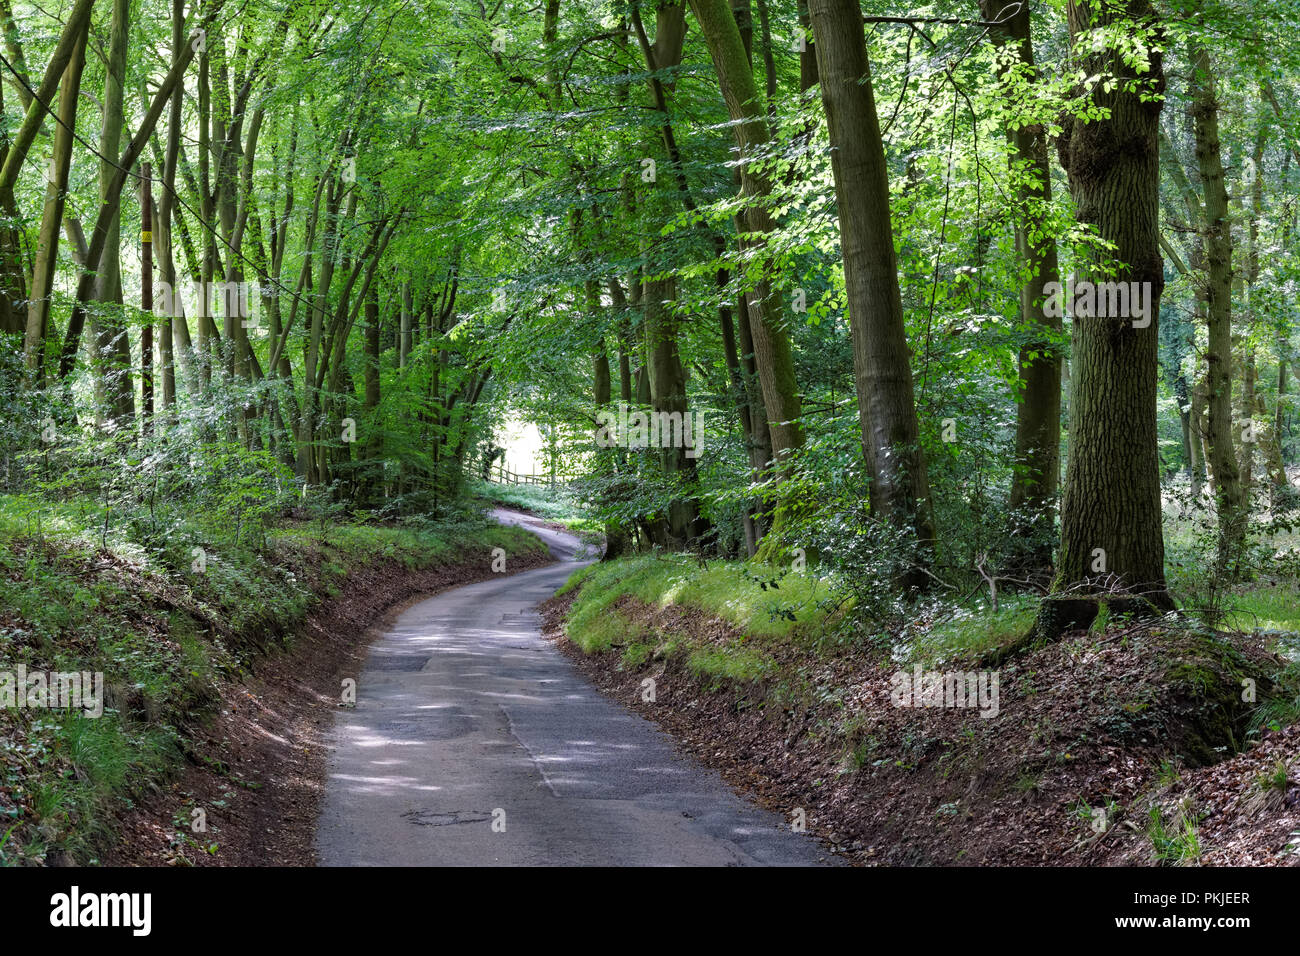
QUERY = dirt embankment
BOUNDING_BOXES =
[544,591,1299,866]
[106,547,553,867]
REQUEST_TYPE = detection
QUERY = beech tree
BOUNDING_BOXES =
[688,0,806,493]
[807,0,935,586]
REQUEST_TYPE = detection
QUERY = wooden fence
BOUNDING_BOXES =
[488,462,554,486]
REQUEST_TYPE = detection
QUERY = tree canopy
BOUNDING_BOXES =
[1,0,1299,619]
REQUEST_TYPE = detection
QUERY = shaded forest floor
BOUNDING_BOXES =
[547,555,1300,866]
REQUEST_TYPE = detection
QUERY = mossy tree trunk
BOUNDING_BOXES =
[1190,41,1247,575]
[688,0,806,508]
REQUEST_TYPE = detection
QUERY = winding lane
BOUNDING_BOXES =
[315,509,831,866]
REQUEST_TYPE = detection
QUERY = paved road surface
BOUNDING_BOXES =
[315,509,832,866]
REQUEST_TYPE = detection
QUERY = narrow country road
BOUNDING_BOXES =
[315,509,832,866]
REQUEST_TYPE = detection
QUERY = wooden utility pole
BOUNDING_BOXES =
[141,162,154,433]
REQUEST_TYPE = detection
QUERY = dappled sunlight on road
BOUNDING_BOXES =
[315,511,833,866]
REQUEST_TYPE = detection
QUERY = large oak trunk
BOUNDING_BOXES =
[1049,0,1173,618]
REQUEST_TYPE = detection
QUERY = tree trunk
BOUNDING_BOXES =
[93,0,135,431]
[808,0,936,587]
[981,0,1063,576]
[156,0,187,414]
[1178,372,1205,498]
[56,32,199,381]
[399,280,412,368]
[140,163,154,431]
[0,0,97,200]
[362,280,381,491]
[1189,41,1246,575]
[0,75,26,337]
[1190,373,1209,498]
[23,24,89,380]
[689,0,806,552]
[644,275,708,545]
[591,281,629,560]
[1047,0,1173,624]
[797,0,817,90]
[630,3,712,548]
